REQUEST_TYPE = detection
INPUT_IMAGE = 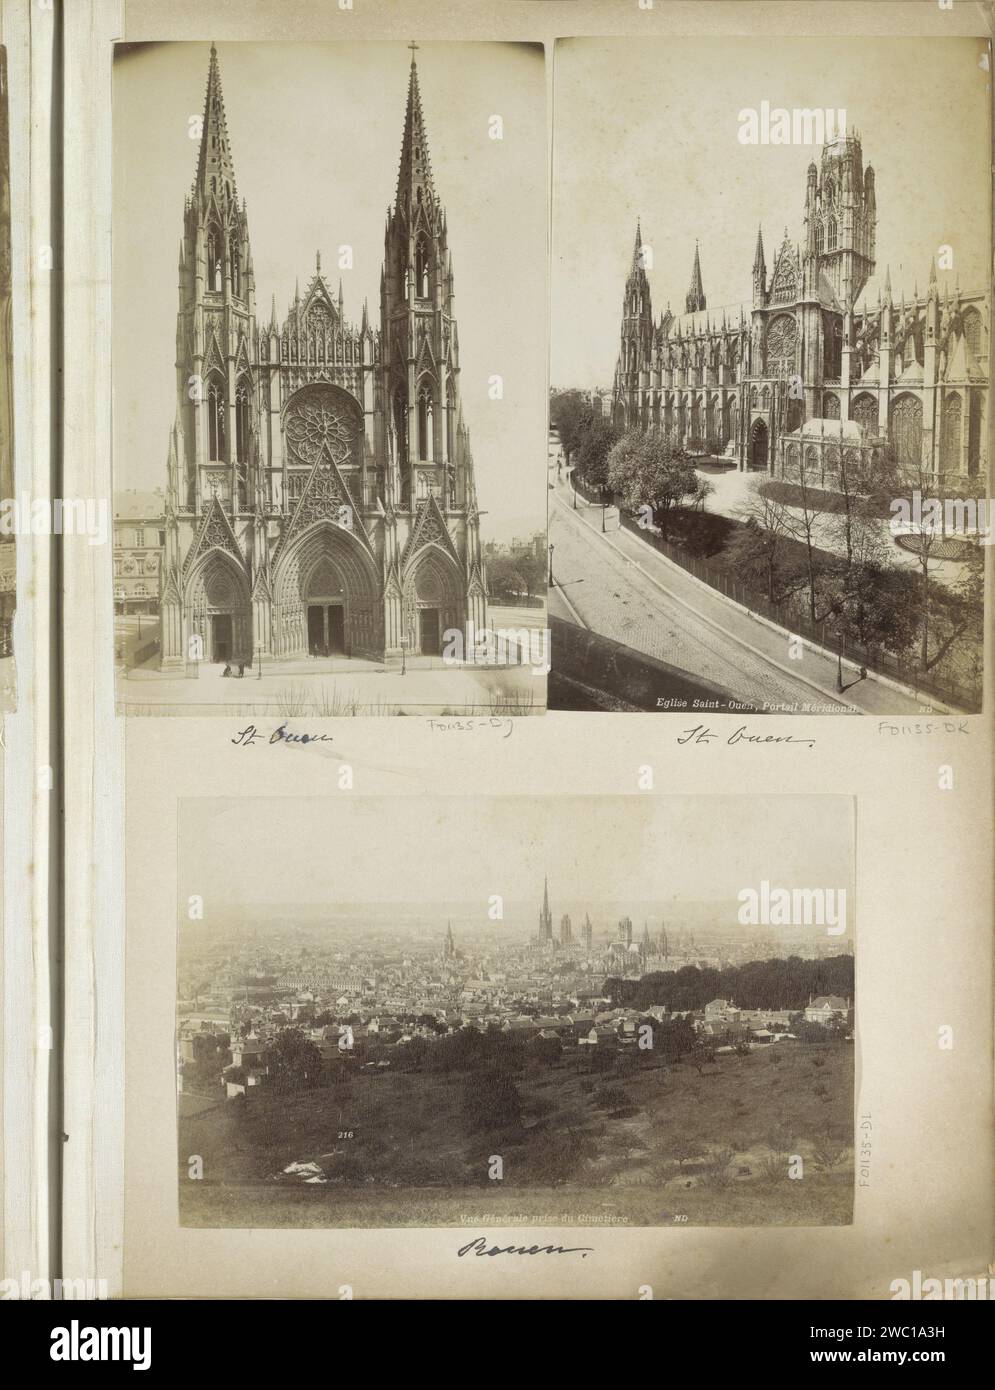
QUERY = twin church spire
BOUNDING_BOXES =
[395,45,436,212]
[161,41,486,672]
[193,43,238,206]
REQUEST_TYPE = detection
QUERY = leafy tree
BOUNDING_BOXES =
[269,1028,321,1091]
[529,1034,562,1065]
[820,558,919,659]
[485,548,545,603]
[670,1136,703,1169]
[550,390,593,466]
[191,1032,230,1068]
[513,550,546,601]
[607,431,706,539]
[576,417,621,492]
[688,1042,716,1075]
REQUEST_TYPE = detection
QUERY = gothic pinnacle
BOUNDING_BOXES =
[394,43,436,211]
[194,42,237,202]
[686,239,706,313]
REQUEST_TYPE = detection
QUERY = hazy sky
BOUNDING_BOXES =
[178,795,853,933]
[551,36,990,389]
[113,40,546,542]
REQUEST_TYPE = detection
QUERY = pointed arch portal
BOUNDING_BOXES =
[272,520,382,660]
[749,418,769,471]
[402,544,464,656]
[185,549,252,663]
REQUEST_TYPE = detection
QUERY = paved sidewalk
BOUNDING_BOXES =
[551,479,941,715]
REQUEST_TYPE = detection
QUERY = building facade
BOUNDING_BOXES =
[158,47,487,669]
[114,492,165,616]
[612,134,988,487]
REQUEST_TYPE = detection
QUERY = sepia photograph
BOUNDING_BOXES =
[112,41,547,717]
[549,37,989,717]
[176,794,855,1230]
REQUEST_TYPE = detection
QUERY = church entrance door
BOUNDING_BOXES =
[419,607,441,657]
[307,603,346,656]
[307,605,324,656]
[211,613,233,662]
[750,420,769,471]
[328,605,345,654]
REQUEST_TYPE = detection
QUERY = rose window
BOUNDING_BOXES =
[286,388,359,468]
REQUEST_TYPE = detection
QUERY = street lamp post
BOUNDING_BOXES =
[835,631,844,694]
[601,490,608,533]
[548,543,555,587]
[835,627,868,696]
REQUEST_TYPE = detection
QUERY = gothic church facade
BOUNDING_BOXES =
[612,133,988,488]
[159,47,487,669]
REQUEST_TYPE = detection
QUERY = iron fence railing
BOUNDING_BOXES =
[565,474,981,712]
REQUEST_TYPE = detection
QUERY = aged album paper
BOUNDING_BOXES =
[0,0,55,1291]
[61,0,992,1303]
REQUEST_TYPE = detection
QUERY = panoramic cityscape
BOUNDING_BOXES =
[177,795,855,1228]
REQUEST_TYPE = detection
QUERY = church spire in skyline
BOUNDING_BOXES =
[194,43,238,203]
[539,875,553,942]
[394,45,436,212]
[685,239,706,313]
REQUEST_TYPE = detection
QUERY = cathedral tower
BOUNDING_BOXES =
[539,876,553,942]
[161,43,259,669]
[804,134,876,309]
[159,45,487,672]
[382,49,461,511]
[613,221,654,414]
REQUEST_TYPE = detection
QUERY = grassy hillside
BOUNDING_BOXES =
[179,1039,853,1228]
